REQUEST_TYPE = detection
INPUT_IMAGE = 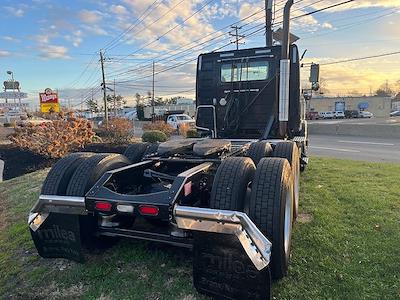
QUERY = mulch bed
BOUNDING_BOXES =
[0,143,129,180]
[0,144,56,180]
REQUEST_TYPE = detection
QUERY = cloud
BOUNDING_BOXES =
[1,36,20,43]
[81,24,108,36]
[65,30,83,47]
[110,4,128,15]
[39,45,70,59]
[0,50,11,57]
[322,22,333,29]
[4,6,25,17]
[78,9,103,24]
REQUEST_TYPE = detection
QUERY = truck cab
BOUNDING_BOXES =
[196,45,304,140]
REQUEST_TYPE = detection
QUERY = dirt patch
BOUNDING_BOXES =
[297,213,313,224]
[0,143,130,180]
[0,144,55,180]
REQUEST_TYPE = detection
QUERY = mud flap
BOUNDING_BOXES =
[193,232,272,300]
[30,213,84,262]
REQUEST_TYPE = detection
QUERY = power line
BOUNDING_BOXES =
[108,0,317,76]
[109,1,355,84]
[106,8,266,78]
[111,0,215,62]
[104,0,161,50]
[292,0,355,20]
[300,9,397,40]
[306,50,400,66]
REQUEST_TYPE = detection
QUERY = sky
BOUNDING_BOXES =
[0,0,400,108]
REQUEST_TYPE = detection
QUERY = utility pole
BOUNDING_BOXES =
[152,61,155,121]
[100,50,108,127]
[266,0,273,47]
[113,78,117,116]
[229,25,244,50]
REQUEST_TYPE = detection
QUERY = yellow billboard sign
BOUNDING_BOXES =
[40,103,60,113]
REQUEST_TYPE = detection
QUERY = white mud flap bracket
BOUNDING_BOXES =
[174,205,272,270]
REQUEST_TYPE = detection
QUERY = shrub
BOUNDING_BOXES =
[98,117,134,145]
[143,121,175,137]
[142,130,167,143]
[186,129,200,138]
[3,123,12,128]
[9,117,95,158]
[178,123,190,137]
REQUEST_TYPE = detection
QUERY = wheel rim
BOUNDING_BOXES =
[284,184,293,255]
[294,163,300,209]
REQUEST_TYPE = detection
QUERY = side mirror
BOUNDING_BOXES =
[309,63,320,91]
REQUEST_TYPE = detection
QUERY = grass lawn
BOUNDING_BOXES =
[0,157,399,299]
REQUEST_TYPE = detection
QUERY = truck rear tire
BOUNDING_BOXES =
[66,153,130,196]
[41,152,93,195]
[247,141,273,165]
[210,157,255,210]
[123,143,150,164]
[193,157,272,300]
[65,154,130,249]
[249,158,294,280]
[273,141,300,220]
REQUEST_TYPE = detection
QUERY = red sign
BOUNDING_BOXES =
[39,88,58,104]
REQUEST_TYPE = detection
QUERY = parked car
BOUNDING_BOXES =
[334,111,345,119]
[359,111,373,118]
[306,111,319,120]
[345,110,359,118]
[390,110,400,117]
[166,114,195,129]
[319,111,335,119]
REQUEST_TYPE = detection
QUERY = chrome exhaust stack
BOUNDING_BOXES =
[279,0,294,137]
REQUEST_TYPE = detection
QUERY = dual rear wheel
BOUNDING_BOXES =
[40,152,131,249]
[208,154,294,280]
[194,151,296,299]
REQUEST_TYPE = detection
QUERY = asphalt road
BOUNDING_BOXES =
[309,134,400,163]
[308,116,400,126]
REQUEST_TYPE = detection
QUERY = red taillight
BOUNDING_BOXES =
[139,205,159,216]
[95,202,112,212]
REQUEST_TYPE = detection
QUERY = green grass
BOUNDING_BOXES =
[0,158,399,299]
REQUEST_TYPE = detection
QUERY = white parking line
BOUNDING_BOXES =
[309,146,361,153]
[337,140,395,146]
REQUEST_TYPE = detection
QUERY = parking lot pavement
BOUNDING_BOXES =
[309,134,400,163]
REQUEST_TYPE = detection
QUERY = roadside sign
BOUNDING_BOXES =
[0,92,28,99]
[0,102,29,108]
[39,88,59,113]
[3,80,20,90]
[40,103,60,113]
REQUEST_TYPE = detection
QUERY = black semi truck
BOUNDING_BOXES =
[29,1,319,299]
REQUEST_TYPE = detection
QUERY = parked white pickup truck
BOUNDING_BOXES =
[166,114,195,129]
